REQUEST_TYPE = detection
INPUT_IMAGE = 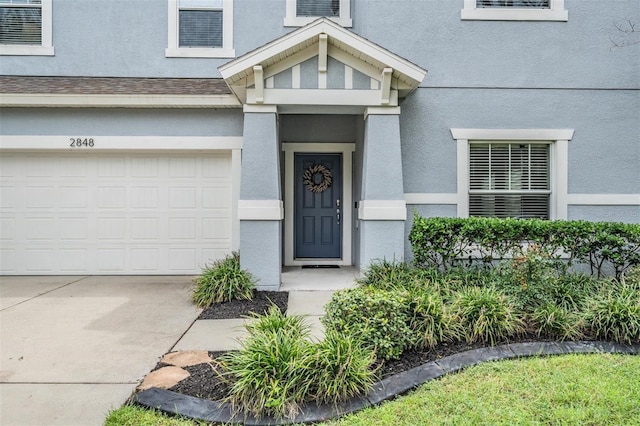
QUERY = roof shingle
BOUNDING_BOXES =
[0,76,231,95]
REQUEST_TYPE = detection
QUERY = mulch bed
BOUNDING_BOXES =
[197,291,288,320]
[156,291,562,404]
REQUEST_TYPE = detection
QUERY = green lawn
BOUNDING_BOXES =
[105,353,640,426]
[325,353,640,426]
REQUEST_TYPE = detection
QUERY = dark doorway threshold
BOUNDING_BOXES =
[301,265,340,269]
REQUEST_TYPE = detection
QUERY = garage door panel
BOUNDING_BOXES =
[25,249,55,272]
[0,249,15,272]
[59,187,89,209]
[26,157,55,177]
[0,152,233,275]
[59,249,89,272]
[131,187,159,209]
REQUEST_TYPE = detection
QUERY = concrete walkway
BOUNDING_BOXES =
[0,269,358,426]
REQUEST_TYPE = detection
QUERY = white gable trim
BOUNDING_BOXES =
[219,18,426,88]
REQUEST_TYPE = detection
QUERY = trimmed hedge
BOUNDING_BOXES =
[409,216,640,278]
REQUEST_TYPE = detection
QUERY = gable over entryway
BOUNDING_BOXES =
[220,18,425,112]
[220,18,426,290]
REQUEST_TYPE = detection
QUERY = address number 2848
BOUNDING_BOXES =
[70,138,95,147]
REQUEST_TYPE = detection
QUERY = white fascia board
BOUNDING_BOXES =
[246,88,398,106]
[219,18,426,86]
[0,136,243,151]
[238,200,284,220]
[0,94,241,108]
[358,200,407,220]
[451,128,575,141]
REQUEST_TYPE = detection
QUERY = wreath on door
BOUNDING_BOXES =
[303,164,333,193]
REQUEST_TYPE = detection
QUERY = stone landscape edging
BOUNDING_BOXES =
[134,341,640,425]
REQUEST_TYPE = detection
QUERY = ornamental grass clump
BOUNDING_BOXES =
[310,329,376,404]
[582,284,640,344]
[220,306,378,420]
[192,252,255,307]
[220,306,314,419]
[408,287,462,349]
[530,303,584,340]
[356,258,413,289]
[452,286,525,345]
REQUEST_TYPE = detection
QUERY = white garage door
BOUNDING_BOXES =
[0,152,233,275]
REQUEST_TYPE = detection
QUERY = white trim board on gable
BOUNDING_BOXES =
[219,18,426,106]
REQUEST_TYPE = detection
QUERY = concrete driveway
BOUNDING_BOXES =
[0,276,201,426]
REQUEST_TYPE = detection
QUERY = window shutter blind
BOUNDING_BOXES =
[296,0,340,17]
[469,143,550,219]
[0,5,42,45]
[179,9,223,48]
[476,0,550,8]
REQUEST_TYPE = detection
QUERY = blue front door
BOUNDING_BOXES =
[294,154,342,259]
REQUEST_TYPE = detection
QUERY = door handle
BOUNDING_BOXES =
[337,208,340,225]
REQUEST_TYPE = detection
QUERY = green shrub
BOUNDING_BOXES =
[451,286,525,345]
[192,252,255,307]
[310,330,376,404]
[583,285,640,344]
[220,307,314,419]
[530,303,584,340]
[409,215,640,278]
[322,287,414,360]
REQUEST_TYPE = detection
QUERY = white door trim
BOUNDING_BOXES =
[282,143,355,266]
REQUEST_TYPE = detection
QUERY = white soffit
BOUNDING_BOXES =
[219,18,427,103]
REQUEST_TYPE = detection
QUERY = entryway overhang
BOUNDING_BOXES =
[219,19,426,290]
[219,18,426,113]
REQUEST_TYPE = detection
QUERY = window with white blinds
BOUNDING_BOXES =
[0,0,42,45]
[461,0,567,21]
[296,0,339,17]
[469,142,550,219]
[179,0,222,48]
[166,0,234,58]
[477,0,550,8]
[285,0,351,27]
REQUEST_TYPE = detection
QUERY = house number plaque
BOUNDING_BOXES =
[69,138,95,147]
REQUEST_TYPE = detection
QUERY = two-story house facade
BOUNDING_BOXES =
[1,0,638,289]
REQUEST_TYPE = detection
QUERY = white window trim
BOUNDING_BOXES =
[451,129,574,220]
[284,0,352,27]
[166,0,235,58]
[0,0,53,56]
[461,0,568,21]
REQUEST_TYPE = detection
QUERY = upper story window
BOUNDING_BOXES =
[166,0,235,58]
[285,0,352,27]
[461,0,568,21]
[0,0,53,56]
